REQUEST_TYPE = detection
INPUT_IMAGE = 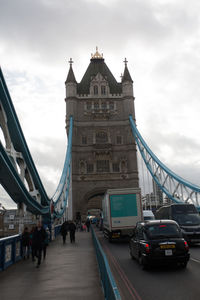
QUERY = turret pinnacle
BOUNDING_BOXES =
[65,58,77,84]
[122,58,133,83]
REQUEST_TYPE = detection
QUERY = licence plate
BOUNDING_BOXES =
[191,239,200,243]
[160,244,175,249]
[165,249,173,256]
[112,233,120,238]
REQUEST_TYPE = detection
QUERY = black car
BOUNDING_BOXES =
[129,220,190,269]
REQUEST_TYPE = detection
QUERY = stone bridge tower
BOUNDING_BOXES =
[65,49,139,219]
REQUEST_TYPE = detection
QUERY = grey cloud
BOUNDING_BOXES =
[1,0,200,204]
[0,0,186,64]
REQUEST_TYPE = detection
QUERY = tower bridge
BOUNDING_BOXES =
[1,49,200,299]
[1,48,200,224]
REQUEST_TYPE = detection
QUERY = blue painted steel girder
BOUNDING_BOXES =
[0,68,49,206]
[0,142,49,215]
[129,115,200,211]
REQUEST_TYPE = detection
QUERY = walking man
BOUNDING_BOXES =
[32,221,46,268]
[68,220,76,243]
[60,220,69,244]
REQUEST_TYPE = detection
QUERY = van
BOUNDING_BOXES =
[143,210,155,221]
[155,203,200,244]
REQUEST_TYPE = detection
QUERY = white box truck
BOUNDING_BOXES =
[102,188,142,241]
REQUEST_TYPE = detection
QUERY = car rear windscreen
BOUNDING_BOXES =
[146,224,181,239]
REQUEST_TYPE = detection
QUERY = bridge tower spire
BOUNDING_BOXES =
[122,58,134,97]
[65,58,77,98]
[65,49,139,219]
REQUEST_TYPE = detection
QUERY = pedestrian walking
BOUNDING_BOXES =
[85,218,91,232]
[43,228,50,260]
[60,220,69,244]
[22,227,30,259]
[82,223,87,232]
[68,220,76,243]
[32,221,46,268]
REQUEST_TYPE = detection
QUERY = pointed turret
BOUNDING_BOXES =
[122,58,133,97]
[122,65,133,83]
[65,58,77,98]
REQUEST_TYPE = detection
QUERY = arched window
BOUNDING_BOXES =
[86,102,91,110]
[96,131,108,144]
[101,85,106,95]
[101,102,107,110]
[113,163,120,172]
[82,136,87,145]
[94,102,99,110]
[94,85,98,95]
[109,102,114,110]
[116,136,122,144]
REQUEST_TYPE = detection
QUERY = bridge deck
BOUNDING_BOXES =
[0,231,104,300]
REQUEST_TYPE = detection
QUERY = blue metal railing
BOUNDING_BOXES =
[0,225,61,272]
[0,234,22,271]
[91,227,121,300]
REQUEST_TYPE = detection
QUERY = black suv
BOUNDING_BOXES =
[129,220,190,269]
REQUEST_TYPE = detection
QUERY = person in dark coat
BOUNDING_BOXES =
[68,220,76,243]
[43,228,50,260]
[32,221,46,268]
[60,220,69,244]
[22,227,30,259]
[85,218,91,232]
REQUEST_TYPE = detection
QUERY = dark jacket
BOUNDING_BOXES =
[32,227,46,250]
[22,231,30,247]
[85,219,91,227]
[68,222,76,233]
[60,221,69,236]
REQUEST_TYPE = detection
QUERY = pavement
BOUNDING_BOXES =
[0,230,104,300]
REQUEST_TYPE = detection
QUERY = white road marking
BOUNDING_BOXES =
[191,257,200,263]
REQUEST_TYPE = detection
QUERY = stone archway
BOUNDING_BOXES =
[79,189,105,220]
[87,194,102,211]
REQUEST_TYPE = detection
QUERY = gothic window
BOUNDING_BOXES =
[113,163,120,172]
[116,136,122,144]
[97,160,109,172]
[101,85,106,95]
[101,102,107,110]
[94,85,98,95]
[94,102,99,110]
[96,131,108,144]
[109,102,114,110]
[82,136,87,145]
[87,163,94,173]
[86,102,92,110]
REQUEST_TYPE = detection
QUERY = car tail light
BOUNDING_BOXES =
[145,243,150,253]
[184,241,189,251]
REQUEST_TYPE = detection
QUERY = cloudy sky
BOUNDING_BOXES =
[1,0,200,208]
